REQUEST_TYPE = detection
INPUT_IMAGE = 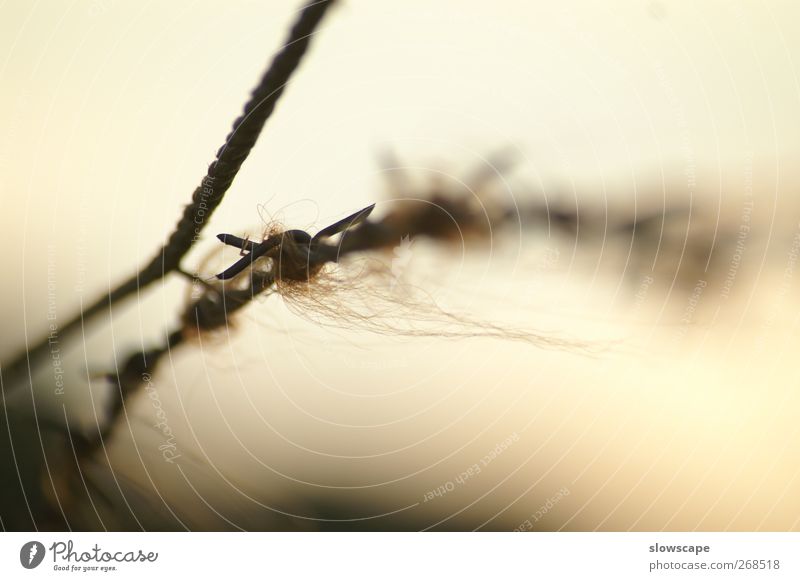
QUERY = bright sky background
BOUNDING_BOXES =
[1,0,799,530]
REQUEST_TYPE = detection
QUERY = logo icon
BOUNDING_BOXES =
[20,541,46,569]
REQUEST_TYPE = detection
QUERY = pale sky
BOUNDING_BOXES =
[2,0,799,530]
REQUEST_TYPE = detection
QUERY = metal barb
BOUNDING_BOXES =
[215,203,376,280]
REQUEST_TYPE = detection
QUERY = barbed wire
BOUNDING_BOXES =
[1,0,338,393]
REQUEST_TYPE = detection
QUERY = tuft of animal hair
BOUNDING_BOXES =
[271,253,586,350]
[179,159,599,349]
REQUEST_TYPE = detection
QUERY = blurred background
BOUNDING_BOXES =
[1,0,799,530]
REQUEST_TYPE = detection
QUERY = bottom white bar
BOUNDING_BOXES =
[1,533,797,579]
